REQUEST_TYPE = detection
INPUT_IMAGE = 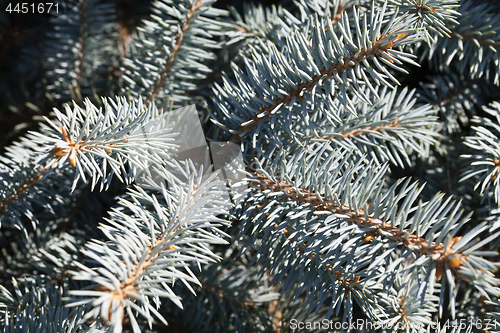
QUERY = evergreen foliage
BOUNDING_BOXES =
[2,0,500,332]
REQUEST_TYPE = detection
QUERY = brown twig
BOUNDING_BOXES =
[316,118,402,142]
[148,0,204,101]
[118,22,130,58]
[415,4,437,14]
[0,157,62,215]
[74,0,90,102]
[330,2,345,26]
[92,235,177,323]
[52,126,117,167]
[492,159,500,181]
[0,166,48,215]
[451,29,500,52]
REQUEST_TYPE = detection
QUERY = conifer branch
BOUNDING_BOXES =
[0,135,72,231]
[334,118,401,139]
[417,72,492,133]
[169,260,278,332]
[214,4,424,151]
[250,171,465,279]
[424,0,500,84]
[149,0,203,101]
[228,31,410,143]
[279,224,364,296]
[451,29,500,52]
[493,159,500,181]
[118,23,130,58]
[241,146,499,321]
[461,102,500,204]
[91,231,178,309]
[374,273,439,328]
[307,116,410,143]
[436,79,473,107]
[224,3,287,50]
[0,278,94,332]
[294,87,437,167]
[43,0,119,101]
[32,97,177,191]
[68,166,231,330]
[388,0,460,40]
[246,142,499,298]
[4,0,500,330]
[237,151,390,320]
[122,0,227,106]
[0,165,50,216]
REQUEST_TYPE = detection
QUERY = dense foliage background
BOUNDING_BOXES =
[2,0,500,332]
